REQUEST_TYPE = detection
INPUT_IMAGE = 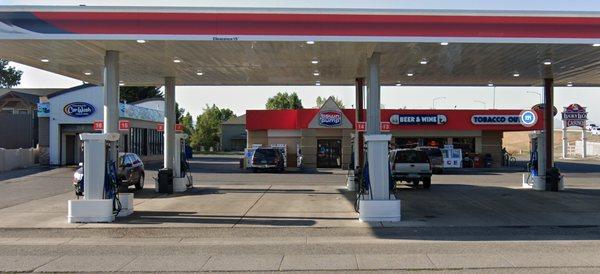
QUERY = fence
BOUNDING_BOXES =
[0,148,38,172]
[0,113,35,149]
[575,141,600,157]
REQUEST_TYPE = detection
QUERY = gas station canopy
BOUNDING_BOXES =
[3,6,600,86]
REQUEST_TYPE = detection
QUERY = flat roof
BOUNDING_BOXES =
[2,6,600,87]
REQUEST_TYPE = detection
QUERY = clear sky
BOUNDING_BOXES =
[3,0,600,125]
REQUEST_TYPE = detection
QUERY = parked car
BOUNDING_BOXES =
[73,152,146,196]
[587,124,600,135]
[251,147,285,172]
[389,149,432,189]
[416,146,444,173]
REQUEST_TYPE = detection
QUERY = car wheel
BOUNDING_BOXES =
[252,168,257,173]
[412,180,420,187]
[423,178,431,189]
[135,174,145,190]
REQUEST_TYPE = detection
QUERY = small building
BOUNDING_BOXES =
[246,99,544,169]
[0,89,58,149]
[0,91,40,149]
[220,114,247,151]
[40,84,165,165]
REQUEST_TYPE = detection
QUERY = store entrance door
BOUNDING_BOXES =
[317,139,342,168]
[65,134,76,165]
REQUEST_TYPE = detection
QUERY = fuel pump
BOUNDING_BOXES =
[523,132,545,190]
[347,133,356,191]
[523,132,565,191]
[68,132,120,223]
[173,133,193,192]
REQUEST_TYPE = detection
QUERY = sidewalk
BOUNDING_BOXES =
[1,230,600,272]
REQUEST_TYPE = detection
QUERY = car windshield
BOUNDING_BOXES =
[395,150,429,163]
[254,149,277,160]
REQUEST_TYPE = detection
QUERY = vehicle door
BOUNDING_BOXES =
[122,155,135,184]
[130,154,143,182]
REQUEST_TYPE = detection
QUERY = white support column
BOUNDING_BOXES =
[582,128,587,158]
[359,53,400,222]
[562,125,568,159]
[366,54,381,135]
[103,50,120,163]
[68,50,121,223]
[164,77,176,170]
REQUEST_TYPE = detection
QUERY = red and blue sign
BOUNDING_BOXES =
[63,102,95,118]
[318,111,342,127]
[562,103,587,128]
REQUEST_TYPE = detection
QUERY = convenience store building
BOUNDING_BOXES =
[246,99,543,169]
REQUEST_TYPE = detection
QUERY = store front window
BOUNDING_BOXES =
[422,138,446,148]
[317,139,342,168]
[395,137,420,149]
[130,128,163,156]
[453,137,476,154]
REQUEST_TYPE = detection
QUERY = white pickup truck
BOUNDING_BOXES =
[587,124,600,135]
[389,149,433,189]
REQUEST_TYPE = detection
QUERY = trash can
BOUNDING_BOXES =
[158,168,173,194]
[546,168,561,192]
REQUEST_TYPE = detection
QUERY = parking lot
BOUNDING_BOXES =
[2,155,600,272]
[0,155,599,229]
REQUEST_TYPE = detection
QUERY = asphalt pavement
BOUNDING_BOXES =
[0,155,599,272]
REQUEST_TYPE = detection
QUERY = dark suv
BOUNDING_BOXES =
[251,148,285,172]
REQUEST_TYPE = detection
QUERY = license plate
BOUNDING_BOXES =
[261,160,267,164]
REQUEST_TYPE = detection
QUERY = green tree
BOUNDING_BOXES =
[0,60,23,88]
[180,112,194,141]
[265,92,303,110]
[176,103,185,123]
[316,95,345,108]
[119,86,163,103]
[190,104,235,151]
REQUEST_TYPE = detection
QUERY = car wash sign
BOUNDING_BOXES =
[63,102,95,118]
[390,114,448,125]
[309,97,352,129]
[562,103,587,128]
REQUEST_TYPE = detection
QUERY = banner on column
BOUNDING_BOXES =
[356,122,366,132]
[118,120,130,131]
[156,123,184,132]
[93,121,103,131]
[380,122,391,132]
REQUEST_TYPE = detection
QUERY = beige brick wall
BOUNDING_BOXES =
[481,131,503,168]
[247,130,268,148]
[341,129,353,170]
[300,129,317,168]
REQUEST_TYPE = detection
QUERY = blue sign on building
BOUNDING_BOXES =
[63,102,95,117]
[390,114,448,125]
